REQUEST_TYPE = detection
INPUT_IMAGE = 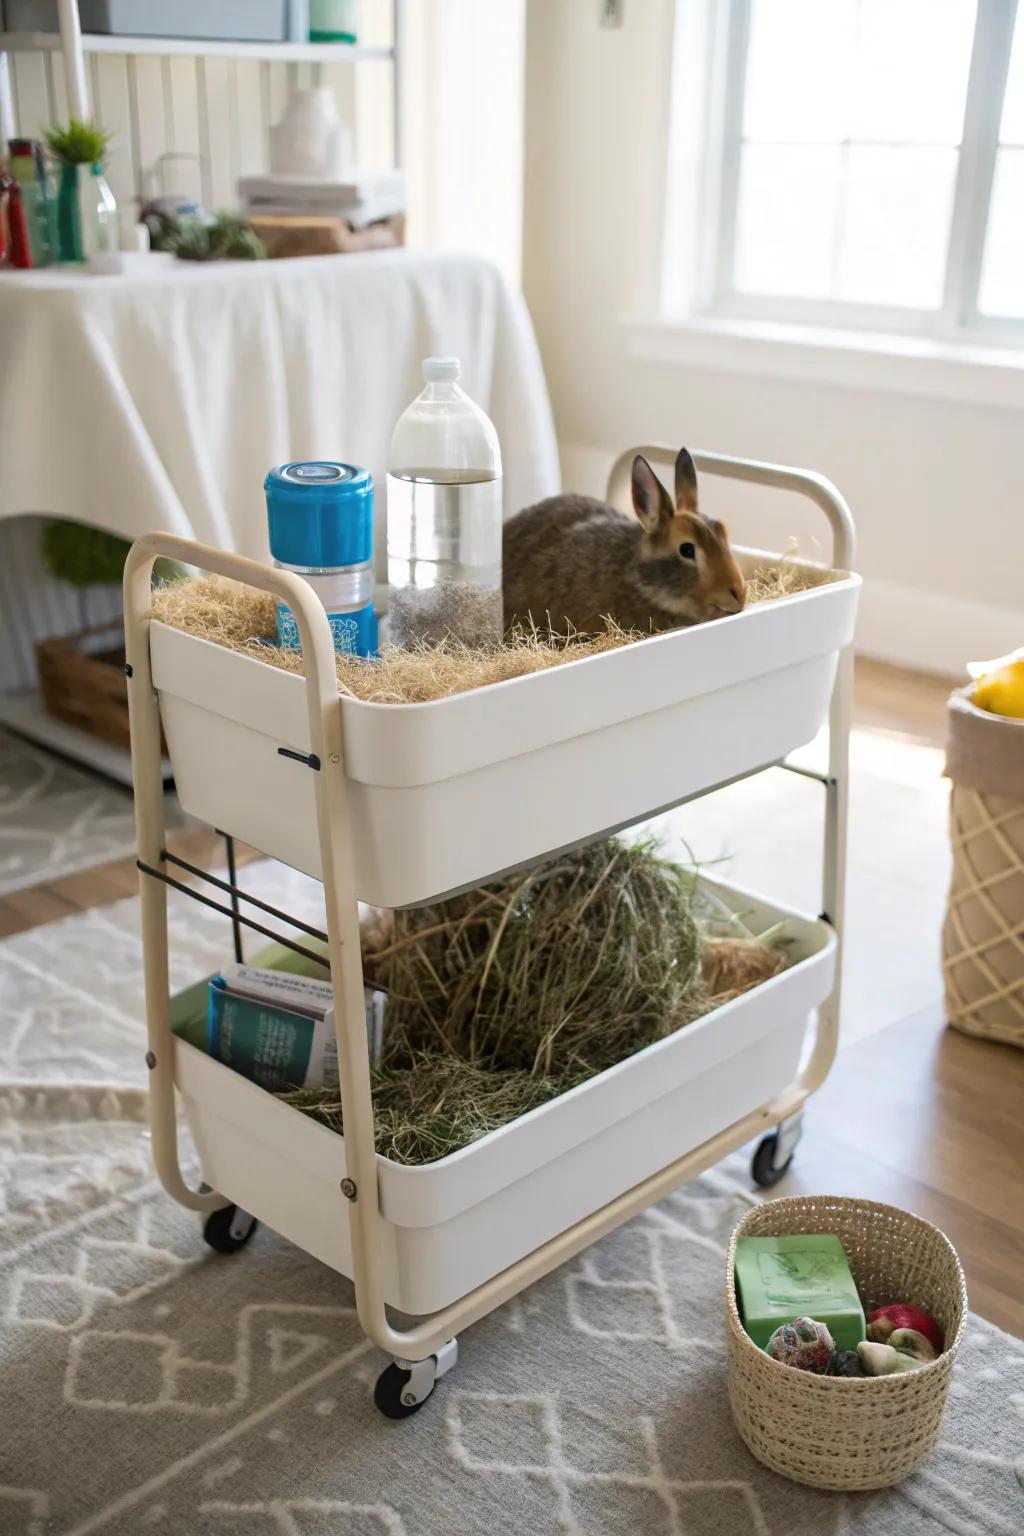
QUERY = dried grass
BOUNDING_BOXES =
[281,838,787,1165]
[744,560,840,605]
[702,936,788,1004]
[287,1055,583,1167]
[151,557,838,707]
[367,836,707,1076]
[150,576,637,703]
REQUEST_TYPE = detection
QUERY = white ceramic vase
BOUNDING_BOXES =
[269,88,352,179]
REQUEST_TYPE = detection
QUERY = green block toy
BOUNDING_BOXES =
[734,1233,866,1352]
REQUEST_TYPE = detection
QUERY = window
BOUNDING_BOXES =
[700,0,1024,340]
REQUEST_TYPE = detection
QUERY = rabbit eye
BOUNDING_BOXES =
[679,541,696,560]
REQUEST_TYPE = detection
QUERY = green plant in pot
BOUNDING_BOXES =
[43,118,116,263]
[41,521,184,630]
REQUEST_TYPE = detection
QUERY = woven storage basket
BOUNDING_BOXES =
[942,688,1024,1047]
[36,622,132,753]
[726,1195,966,1490]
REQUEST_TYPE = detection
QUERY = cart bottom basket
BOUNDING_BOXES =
[177,880,835,1316]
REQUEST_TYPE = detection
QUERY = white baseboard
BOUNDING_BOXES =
[557,440,1016,677]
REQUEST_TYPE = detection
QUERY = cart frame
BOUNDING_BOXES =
[123,445,854,1409]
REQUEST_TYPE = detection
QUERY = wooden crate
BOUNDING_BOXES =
[249,212,405,260]
[36,622,135,753]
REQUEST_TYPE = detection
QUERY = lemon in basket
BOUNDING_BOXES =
[968,649,1024,719]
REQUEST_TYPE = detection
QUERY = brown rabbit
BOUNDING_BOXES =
[503,448,746,634]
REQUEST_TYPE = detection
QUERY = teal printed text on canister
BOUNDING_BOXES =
[265,461,377,657]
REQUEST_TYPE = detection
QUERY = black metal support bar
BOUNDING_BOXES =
[779,761,836,787]
[136,860,330,971]
[222,834,244,964]
[160,850,330,944]
[277,746,321,770]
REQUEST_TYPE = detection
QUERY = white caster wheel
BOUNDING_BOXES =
[374,1339,458,1420]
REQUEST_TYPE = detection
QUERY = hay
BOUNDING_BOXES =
[286,1055,583,1167]
[702,936,788,1004]
[367,836,707,1076]
[744,560,839,605]
[280,839,788,1165]
[150,556,840,706]
[150,576,637,703]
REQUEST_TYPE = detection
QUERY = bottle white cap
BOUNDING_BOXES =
[422,356,461,382]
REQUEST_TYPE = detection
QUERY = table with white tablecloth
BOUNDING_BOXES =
[0,250,560,694]
[0,248,559,556]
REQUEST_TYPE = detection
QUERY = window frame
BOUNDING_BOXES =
[692,0,1023,345]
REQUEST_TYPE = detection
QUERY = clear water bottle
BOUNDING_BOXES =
[386,357,503,648]
[265,461,377,656]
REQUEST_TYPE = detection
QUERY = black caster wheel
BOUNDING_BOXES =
[752,1132,794,1189]
[374,1363,429,1420]
[202,1204,258,1254]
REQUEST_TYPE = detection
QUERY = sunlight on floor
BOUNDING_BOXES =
[646,727,950,1047]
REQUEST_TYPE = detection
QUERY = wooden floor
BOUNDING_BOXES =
[851,654,954,750]
[783,1003,1024,1339]
[0,826,259,940]
[2,657,1022,1337]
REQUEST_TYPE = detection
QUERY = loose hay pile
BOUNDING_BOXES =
[282,839,788,1165]
[151,577,637,703]
[744,560,838,605]
[151,557,838,706]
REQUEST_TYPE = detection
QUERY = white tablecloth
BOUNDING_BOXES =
[0,250,559,565]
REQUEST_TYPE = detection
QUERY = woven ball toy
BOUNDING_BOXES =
[765,1317,835,1373]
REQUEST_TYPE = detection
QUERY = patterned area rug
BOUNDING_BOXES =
[1,868,1023,1536]
[0,728,194,897]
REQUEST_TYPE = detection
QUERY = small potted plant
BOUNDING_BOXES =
[43,118,117,263]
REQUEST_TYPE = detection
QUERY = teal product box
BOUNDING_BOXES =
[201,968,385,1094]
[208,978,336,1093]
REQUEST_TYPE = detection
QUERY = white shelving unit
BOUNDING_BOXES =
[0,0,405,165]
[0,32,394,63]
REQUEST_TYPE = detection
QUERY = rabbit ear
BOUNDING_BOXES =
[674,447,699,514]
[631,455,674,534]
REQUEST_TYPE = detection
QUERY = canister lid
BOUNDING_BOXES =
[265,461,374,568]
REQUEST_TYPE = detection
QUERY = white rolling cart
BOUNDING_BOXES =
[123,445,859,1419]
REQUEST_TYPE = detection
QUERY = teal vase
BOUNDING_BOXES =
[56,162,83,262]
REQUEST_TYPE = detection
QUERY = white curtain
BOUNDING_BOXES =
[403,0,527,284]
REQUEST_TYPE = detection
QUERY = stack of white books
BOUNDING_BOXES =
[238,169,406,229]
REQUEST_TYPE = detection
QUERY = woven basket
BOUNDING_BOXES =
[942,689,1024,1047]
[726,1196,967,1490]
[36,622,132,753]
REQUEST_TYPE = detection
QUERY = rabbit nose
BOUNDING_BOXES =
[709,587,744,617]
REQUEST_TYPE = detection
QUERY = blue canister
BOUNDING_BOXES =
[265,461,377,656]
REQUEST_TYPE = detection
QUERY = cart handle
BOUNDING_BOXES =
[605,446,856,572]
[123,532,364,1219]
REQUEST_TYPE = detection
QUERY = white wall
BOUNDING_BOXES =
[522,0,1023,675]
[403,0,525,283]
